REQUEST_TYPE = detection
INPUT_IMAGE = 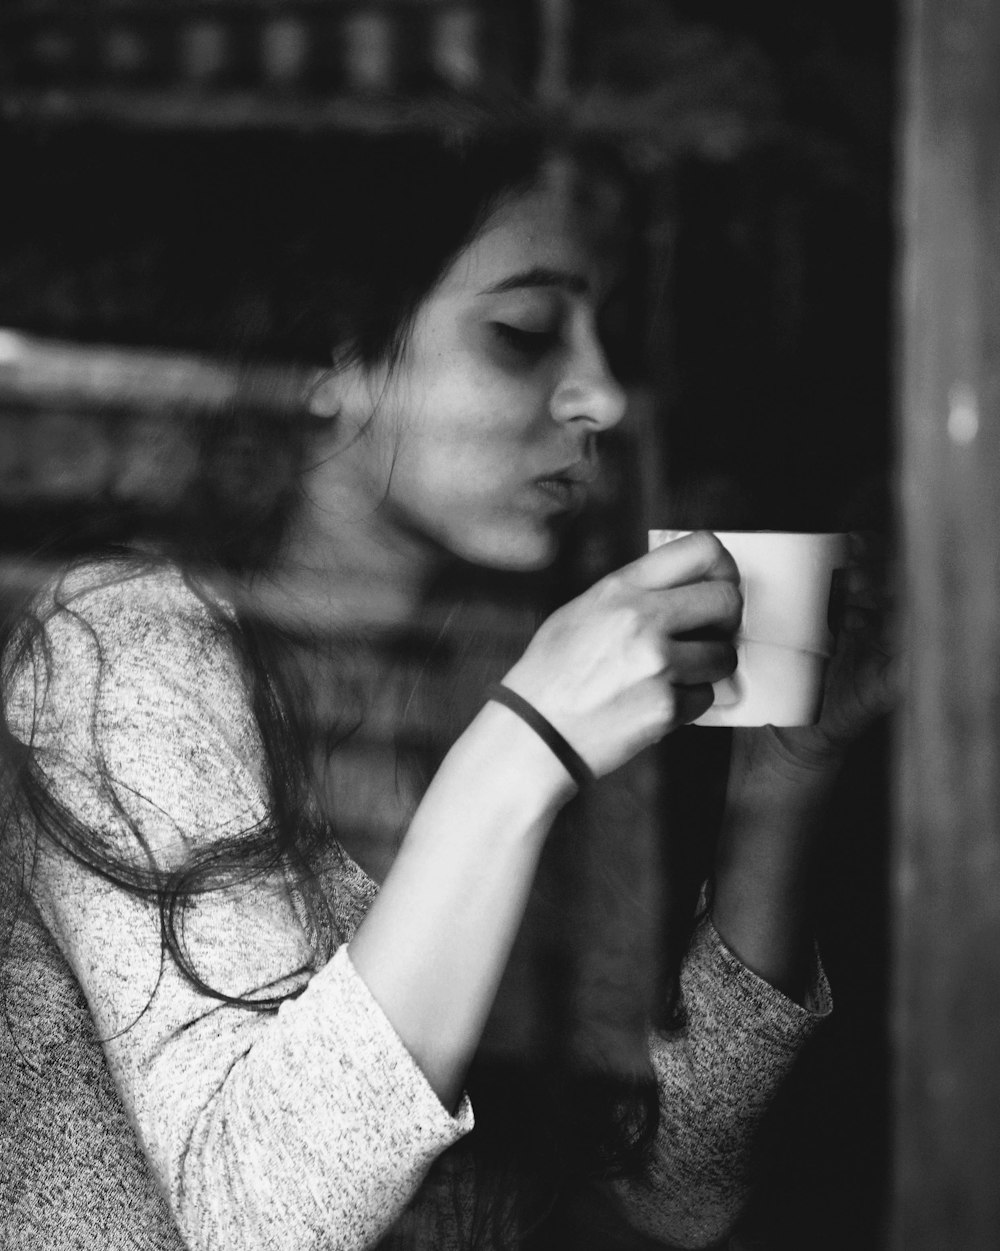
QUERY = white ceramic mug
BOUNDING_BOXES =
[648,530,849,727]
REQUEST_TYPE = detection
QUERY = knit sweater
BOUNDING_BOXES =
[0,561,831,1250]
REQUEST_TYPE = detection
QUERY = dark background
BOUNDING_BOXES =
[0,3,897,1247]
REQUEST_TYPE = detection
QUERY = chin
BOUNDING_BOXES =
[456,527,561,573]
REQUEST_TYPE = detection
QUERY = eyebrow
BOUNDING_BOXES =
[479,266,590,297]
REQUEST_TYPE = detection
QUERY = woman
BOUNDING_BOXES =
[0,117,892,1250]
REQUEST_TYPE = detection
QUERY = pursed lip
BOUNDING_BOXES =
[534,458,599,487]
[529,459,598,515]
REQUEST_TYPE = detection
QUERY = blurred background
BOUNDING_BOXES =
[0,3,898,1248]
[0,0,896,539]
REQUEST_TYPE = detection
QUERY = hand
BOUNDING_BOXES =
[770,531,899,769]
[503,532,742,778]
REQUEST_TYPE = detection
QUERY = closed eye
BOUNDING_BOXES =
[492,323,559,355]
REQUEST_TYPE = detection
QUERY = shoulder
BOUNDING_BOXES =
[42,555,228,667]
[16,555,244,728]
[6,555,267,859]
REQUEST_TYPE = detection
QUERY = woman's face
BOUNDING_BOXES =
[311,170,629,575]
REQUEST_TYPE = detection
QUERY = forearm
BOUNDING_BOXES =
[710,727,841,1001]
[348,698,574,1109]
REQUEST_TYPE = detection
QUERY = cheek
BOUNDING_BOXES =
[392,442,495,516]
[382,366,551,517]
[420,360,547,440]
[399,409,522,488]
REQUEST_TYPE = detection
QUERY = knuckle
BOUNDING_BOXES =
[634,631,667,679]
[653,681,678,727]
[656,636,680,679]
[620,601,652,644]
[599,570,629,600]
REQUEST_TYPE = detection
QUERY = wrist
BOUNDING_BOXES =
[483,683,594,792]
[462,700,579,816]
[736,724,846,785]
[723,727,841,849]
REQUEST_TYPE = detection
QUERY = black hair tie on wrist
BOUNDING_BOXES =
[484,683,594,790]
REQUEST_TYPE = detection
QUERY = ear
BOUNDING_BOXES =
[305,369,341,420]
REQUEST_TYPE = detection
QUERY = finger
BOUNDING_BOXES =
[839,576,896,632]
[843,605,879,633]
[848,529,890,566]
[829,562,892,636]
[833,587,882,631]
[843,564,874,597]
[657,579,744,638]
[842,565,891,614]
[673,682,716,726]
[846,530,896,601]
[664,639,738,686]
[625,531,740,591]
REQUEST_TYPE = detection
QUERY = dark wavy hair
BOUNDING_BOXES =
[1,105,678,1249]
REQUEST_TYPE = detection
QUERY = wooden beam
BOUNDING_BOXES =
[892,0,1000,1246]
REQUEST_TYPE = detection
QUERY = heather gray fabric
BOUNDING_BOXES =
[0,563,831,1250]
[0,899,183,1250]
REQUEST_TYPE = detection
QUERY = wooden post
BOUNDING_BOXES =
[892,0,1000,1246]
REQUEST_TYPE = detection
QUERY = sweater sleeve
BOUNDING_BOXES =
[614,917,831,1249]
[6,566,473,1251]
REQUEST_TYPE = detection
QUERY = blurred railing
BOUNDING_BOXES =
[0,328,301,511]
[0,0,533,97]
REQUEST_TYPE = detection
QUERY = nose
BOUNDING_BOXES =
[549,344,628,433]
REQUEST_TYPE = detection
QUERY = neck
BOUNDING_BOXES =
[251,499,450,639]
